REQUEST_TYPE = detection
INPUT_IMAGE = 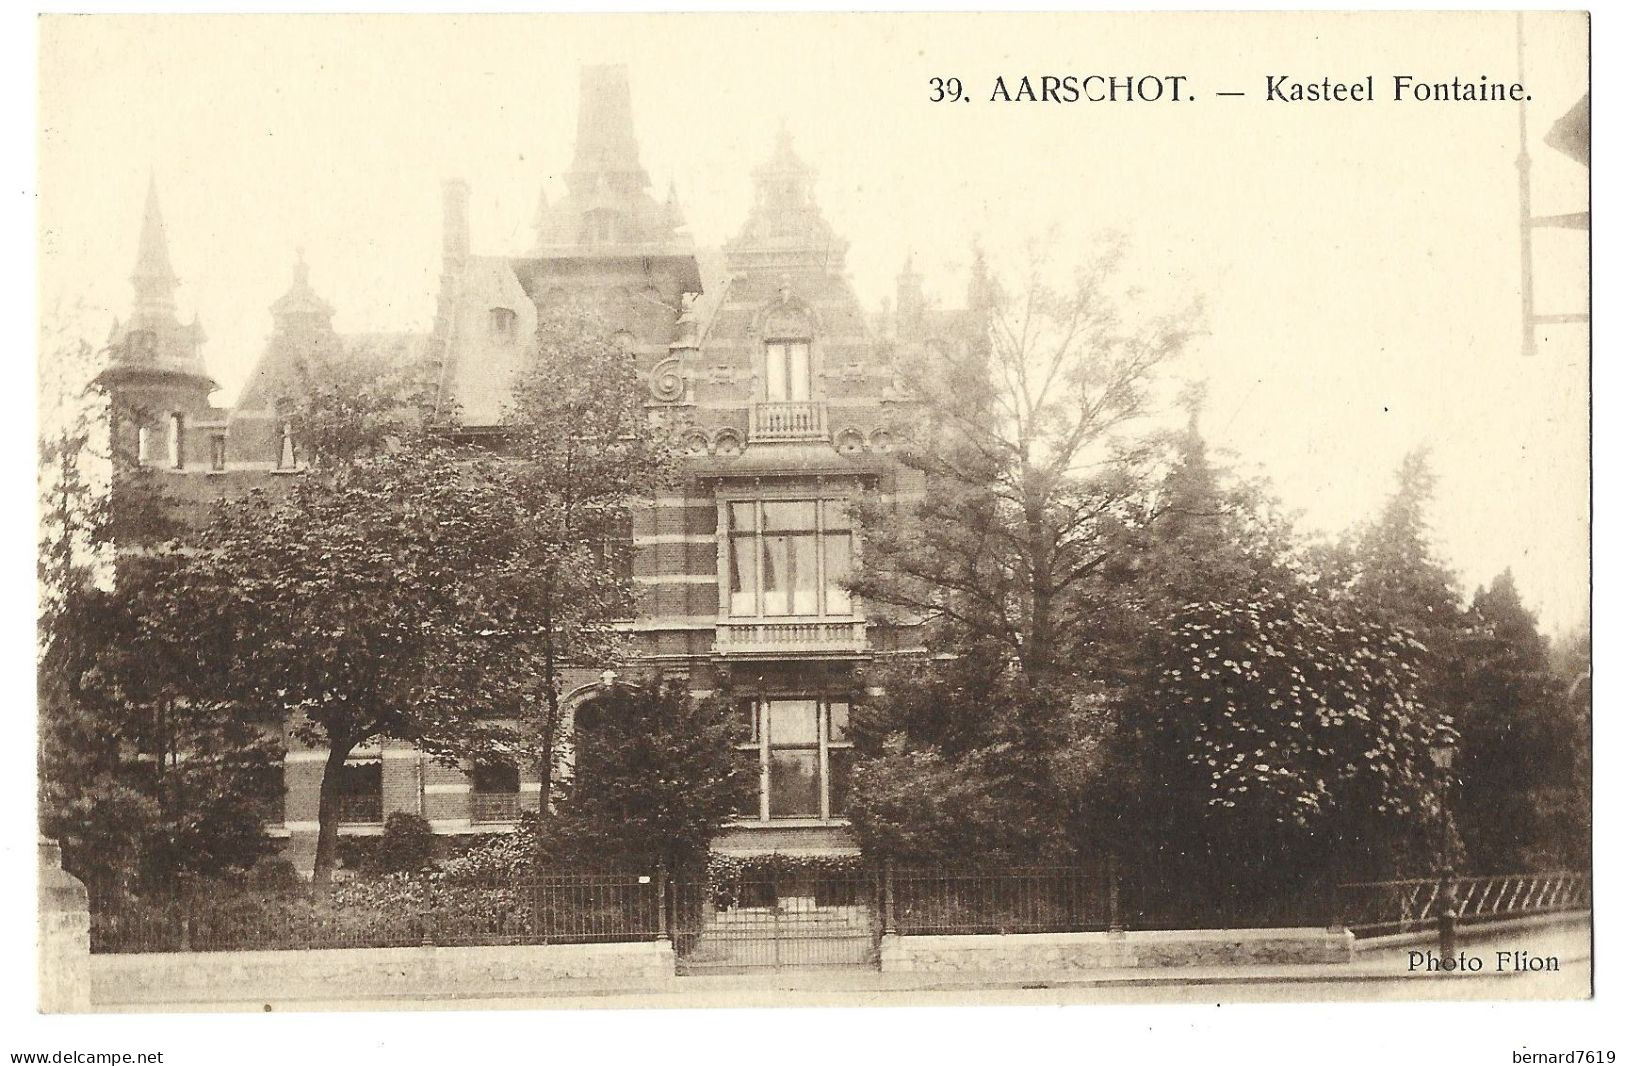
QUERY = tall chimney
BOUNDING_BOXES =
[895,255,925,336]
[442,178,471,266]
[435,178,471,342]
[571,65,645,182]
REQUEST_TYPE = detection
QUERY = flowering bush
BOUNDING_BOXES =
[1138,588,1454,878]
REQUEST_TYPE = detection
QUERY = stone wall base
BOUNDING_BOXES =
[89,939,677,1008]
[880,928,1355,974]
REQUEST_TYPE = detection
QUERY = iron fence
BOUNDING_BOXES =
[89,872,660,954]
[889,866,1113,935]
[86,862,1591,958]
[1118,865,1341,931]
[1339,871,1590,938]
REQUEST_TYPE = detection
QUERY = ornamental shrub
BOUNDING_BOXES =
[365,812,437,877]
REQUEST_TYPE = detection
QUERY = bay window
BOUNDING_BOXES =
[726,499,853,618]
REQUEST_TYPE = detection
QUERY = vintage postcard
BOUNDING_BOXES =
[26,8,1594,1061]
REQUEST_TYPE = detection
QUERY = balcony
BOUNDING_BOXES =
[471,792,521,823]
[714,619,868,657]
[749,401,828,442]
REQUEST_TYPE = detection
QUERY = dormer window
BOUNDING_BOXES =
[488,306,517,343]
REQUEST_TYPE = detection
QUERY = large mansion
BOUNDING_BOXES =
[97,65,967,873]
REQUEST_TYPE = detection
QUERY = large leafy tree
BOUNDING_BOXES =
[172,440,549,885]
[850,238,1201,681]
[500,306,675,798]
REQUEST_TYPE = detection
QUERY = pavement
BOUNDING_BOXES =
[100,917,1591,1012]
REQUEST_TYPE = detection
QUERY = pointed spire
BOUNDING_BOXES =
[130,175,178,316]
[665,180,686,231]
[768,125,807,171]
[100,176,216,396]
[532,65,688,255]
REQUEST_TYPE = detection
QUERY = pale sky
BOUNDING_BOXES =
[38,12,1589,632]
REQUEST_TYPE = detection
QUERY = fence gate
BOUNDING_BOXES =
[673,872,880,973]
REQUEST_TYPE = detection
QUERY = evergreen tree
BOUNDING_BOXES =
[1453,571,1587,870]
[550,678,754,875]
[1346,449,1466,657]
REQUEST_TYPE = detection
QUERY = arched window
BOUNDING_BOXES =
[488,306,517,343]
[168,413,184,470]
[136,425,151,465]
[277,422,296,470]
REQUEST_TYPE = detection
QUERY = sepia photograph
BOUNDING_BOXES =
[18,6,1600,1059]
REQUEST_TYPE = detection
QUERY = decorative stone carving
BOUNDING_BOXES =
[833,426,867,456]
[704,363,740,386]
[683,430,711,457]
[649,356,686,402]
[869,428,895,454]
[712,428,744,457]
[835,360,868,385]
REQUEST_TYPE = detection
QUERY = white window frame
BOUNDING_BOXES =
[168,413,184,470]
[762,339,813,402]
[723,498,854,619]
[736,695,855,823]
